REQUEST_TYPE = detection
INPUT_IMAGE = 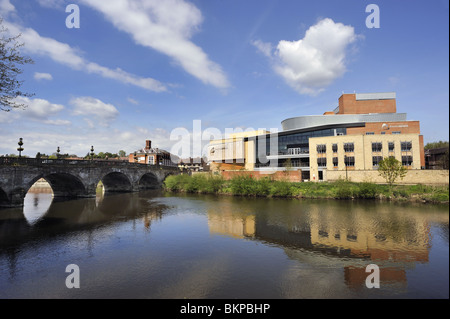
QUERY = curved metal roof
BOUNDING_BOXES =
[281,113,407,131]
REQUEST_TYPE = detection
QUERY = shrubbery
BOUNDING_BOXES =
[163,174,448,203]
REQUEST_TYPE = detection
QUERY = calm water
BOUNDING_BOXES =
[0,189,448,299]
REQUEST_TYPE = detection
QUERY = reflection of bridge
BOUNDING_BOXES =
[0,157,179,208]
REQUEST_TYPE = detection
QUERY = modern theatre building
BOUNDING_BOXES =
[208,92,425,182]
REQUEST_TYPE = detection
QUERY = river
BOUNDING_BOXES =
[0,188,448,299]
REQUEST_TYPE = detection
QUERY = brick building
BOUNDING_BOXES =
[129,140,178,167]
[208,92,427,182]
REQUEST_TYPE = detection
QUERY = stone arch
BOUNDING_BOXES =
[101,171,133,193]
[0,187,9,208]
[43,173,87,198]
[138,172,161,190]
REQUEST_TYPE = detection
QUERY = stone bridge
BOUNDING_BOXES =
[0,157,180,208]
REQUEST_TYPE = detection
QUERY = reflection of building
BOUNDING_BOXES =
[206,199,447,290]
[208,212,255,239]
[129,140,178,167]
[208,92,426,182]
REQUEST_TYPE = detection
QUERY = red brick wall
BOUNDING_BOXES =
[347,121,421,135]
[221,170,302,182]
[338,94,396,114]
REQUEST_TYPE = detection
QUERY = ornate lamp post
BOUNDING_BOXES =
[90,146,95,160]
[56,146,60,159]
[17,138,24,158]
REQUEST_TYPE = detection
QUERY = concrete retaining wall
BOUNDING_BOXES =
[326,169,449,185]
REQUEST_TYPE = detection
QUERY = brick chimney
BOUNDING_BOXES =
[145,140,151,150]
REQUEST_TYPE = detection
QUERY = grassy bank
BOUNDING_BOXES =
[164,174,449,204]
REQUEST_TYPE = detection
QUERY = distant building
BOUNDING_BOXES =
[178,157,208,172]
[425,147,449,170]
[129,140,178,167]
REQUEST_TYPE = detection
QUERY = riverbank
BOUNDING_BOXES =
[164,174,449,204]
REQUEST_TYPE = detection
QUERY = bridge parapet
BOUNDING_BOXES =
[0,157,175,168]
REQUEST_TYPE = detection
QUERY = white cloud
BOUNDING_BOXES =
[34,72,53,81]
[127,97,139,105]
[36,0,65,9]
[21,97,64,118]
[0,125,172,157]
[0,0,14,15]
[256,18,358,95]
[70,96,119,126]
[7,96,69,126]
[251,39,273,58]
[80,0,230,89]
[1,13,167,92]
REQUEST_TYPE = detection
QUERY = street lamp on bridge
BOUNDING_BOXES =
[17,138,24,158]
[57,146,60,159]
[90,146,95,160]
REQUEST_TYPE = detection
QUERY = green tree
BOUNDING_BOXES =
[378,157,407,188]
[118,150,126,157]
[1,19,34,111]
[424,141,449,150]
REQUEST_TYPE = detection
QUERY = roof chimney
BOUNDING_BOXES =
[145,140,151,150]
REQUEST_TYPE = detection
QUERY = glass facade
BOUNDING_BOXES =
[254,127,347,167]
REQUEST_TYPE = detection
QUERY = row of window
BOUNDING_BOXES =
[316,141,413,154]
[318,155,413,167]
[318,156,355,167]
[366,131,402,135]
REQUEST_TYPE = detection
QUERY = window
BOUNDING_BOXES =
[317,157,327,167]
[333,157,338,167]
[402,155,413,166]
[344,143,354,152]
[401,141,412,151]
[388,142,395,151]
[372,142,382,152]
[316,144,326,153]
[344,156,355,167]
[372,156,383,167]
[392,131,401,134]
[332,144,338,153]
[366,132,374,135]
[381,132,386,135]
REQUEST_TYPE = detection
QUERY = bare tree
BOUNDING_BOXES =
[1,18,34,112]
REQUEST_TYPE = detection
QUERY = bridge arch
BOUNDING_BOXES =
[101,171,133,193]
[0,187,9,207]
[138,172,160,190]
[40,173,87,199]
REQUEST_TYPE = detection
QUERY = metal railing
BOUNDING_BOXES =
[0,157,178,169]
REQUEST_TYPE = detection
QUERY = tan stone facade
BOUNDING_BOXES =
[326,169,449,185]
[309,134,423,182]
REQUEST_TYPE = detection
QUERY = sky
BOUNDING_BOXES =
[0,0,448,158]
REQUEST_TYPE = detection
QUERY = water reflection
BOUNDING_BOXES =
[0,191,448,298]
[0,190,170,276]
[205,197,448,293]
[23,182,53,225]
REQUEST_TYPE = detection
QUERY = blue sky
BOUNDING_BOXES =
[0,0,448,157]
